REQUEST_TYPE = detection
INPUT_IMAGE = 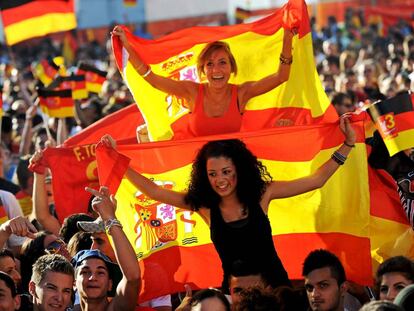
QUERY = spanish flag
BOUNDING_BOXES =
[38,88,74,118]
[368,91,414,156]
[56,75,88,100]
[112,0,337,141]
[0,0,77,46]
[76,63,107,94]
[96,121,376,301]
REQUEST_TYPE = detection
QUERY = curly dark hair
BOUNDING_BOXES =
[184,139,272,211]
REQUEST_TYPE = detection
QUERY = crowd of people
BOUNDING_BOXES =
[0,4,412,311]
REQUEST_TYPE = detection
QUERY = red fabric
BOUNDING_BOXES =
[42,104,144,221]
[189,84,242,137]
[369,167,409,224]
[112,0,310,68]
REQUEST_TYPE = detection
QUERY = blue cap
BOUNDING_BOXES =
[72,250,120,279]
[71,249,122,297]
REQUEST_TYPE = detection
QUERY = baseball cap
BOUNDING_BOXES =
[71,249,122,297]
[77,218,105,233]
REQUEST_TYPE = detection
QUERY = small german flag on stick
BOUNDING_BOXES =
[368,91,414,156]
[33,58,61,86]
[76,63,107,94]
[38,88,74,118]
[56,75,88,100]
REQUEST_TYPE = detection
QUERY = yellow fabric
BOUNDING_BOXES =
[384,128,414,156]
[114,143,370,260]
[123,30,330,141]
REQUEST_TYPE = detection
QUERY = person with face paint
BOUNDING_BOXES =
[112,26,295,137]
[100,118,355,293]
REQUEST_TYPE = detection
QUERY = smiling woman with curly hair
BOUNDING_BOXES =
[100,121,356,292]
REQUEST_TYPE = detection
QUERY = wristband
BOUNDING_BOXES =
[344,141,355,148]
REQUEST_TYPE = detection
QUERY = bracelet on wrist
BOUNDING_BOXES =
[331,151,347,165]
[279,54,293,65]
[344,141,355,148]
[104,218,123,233]
[141,66,152,78]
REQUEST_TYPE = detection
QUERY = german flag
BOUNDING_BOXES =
[38,88,74,118]
[33,58,61,86]
[368,91,414,156]
[57,75,88,100]
[123,0,137,7]
[77,63,107,94]
[235,7,251,23]
[0,0,77,46]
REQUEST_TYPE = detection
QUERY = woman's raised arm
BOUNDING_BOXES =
[262,116,356,212]
[112,26,198,108]
[238,28,295,109]
[101,135,191,210]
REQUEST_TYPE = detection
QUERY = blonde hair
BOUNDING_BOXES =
[197,41,237,78]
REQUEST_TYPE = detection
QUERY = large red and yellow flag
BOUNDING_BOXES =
[112,0,337,141]
[96,121,376,301]
[32,104,144,222]
[0,0,77,46]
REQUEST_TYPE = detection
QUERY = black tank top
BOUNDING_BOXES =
[210,204,291,291]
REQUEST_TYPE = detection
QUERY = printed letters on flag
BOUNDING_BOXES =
[38,88,74,118]
[0,0,77,45]
[32,104,144,222]
[112,0,337,141]
[96,121,377,301]
[368,91,414,156]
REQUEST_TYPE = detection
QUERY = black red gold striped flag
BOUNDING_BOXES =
[76,63,107,94]
[123,0,137,7]
[38,88,74,117]
[33,58,61,86]
[56,75,88,100]
[368,91,414,156]
[0,0,77,45]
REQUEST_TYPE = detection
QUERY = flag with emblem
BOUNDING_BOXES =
[112,0,337,141]
[38,88,74,118]
[367,91,414,156]
[76,63,107,94]
[56,75,88,100]
[95,121,382,301]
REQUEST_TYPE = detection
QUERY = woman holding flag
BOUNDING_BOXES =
[112,25,296,137]
[100,115,355,292]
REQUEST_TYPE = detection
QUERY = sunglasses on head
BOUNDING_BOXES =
[45,239,66,255]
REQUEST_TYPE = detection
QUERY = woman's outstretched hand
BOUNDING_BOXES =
[340,114,356,146]
[111,25,127,45]
[101,134,117,149]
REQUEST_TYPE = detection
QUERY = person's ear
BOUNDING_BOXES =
[340,281,348,297]
[108,279,113,292]
[14,294,21,309]
[28,281,37,298]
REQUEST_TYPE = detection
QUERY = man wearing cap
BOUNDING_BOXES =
[72,186,140,311]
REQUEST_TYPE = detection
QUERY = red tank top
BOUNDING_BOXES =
[189,84,242,137]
